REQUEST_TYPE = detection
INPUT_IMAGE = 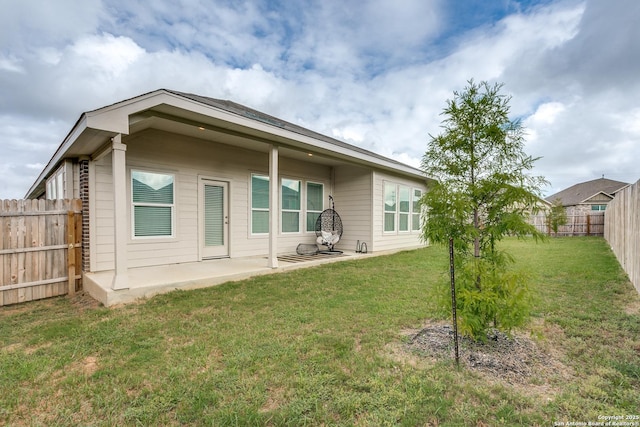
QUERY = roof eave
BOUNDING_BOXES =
[25,114,90,199]
[26,89,434,197]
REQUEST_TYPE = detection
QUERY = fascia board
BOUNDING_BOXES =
[24,91,169,198]
[579,191,613,204]
[89,90,428,180]
[25,114,89,198]
[25,90,184,198]
[27,89,429,198]
[154,92,429,180]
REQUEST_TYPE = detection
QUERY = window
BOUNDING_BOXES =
[282,178,301,233]
[251,174,270,234]
[399,186,410,232]
[591,204,607,211]
[46,166,65,199]
[306,182,324,232]
[384,182,397,232]
[384,182,424,234]
[132,170,174,238]
[251,175,325,235]
[412,189,422,231]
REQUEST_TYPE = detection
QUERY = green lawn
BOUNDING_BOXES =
[1,237,639,426]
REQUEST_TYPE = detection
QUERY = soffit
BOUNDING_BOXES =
[128,106,365,168]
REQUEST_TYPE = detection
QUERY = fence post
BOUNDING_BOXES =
[67,209,76,296]
[587,214,591,236]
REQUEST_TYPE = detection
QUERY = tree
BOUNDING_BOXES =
[421,80,547,340]
[548,198,568,236]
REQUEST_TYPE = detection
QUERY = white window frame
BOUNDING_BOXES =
[46,166,66,200]
[250,174,326,236]
[281,177,302,234]
[384,181,397,233]
[306,181,324,233]
[398,185,411,233]
[131,169,175,239]
[412,188,422,231]
[250,174,270,235]
[384,181,424,235]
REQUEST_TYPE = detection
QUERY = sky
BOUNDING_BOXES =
[1,0,639,199]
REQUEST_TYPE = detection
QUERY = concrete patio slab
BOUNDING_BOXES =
[83,250,388,306]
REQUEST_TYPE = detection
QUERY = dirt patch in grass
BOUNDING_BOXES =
[625,298,640,316]
[399,320,572,399]
[81,356,99,376]
[68,291,102,311]
[259,387,286,413]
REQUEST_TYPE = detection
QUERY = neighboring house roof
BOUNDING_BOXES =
[545,177,629,207]
[26,89,431,198]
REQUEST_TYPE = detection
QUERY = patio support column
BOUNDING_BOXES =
[268,144,279,268]
[111,134,129,289]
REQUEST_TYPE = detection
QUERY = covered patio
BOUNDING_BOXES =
[83,249,387,306]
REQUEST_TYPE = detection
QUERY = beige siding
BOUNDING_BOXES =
[586,193,613,203]
[333,165,373,253]
[93,154,115,271]
[72,162,80,199]
[91,129,331,271]
[371,171,427,252]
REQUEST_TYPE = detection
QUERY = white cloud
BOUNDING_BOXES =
[611,108,640,136]
[1,0,639,200]
[0,0,103,53]
[70,34,145,78]
[526,102,567,127]
[0,55,24,73]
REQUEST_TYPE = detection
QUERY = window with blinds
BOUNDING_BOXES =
[412,189,422,231]
[251,175,325,235]
[399,185,410,232]
[384,182,396,232]
[282,178,301,233]
[251,174,270,234]
[306,182,324,232]
[384,182,423,234]
[132,170,174,238]
[204,184,224,246]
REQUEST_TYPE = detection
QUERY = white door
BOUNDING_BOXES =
[200,179,229,259]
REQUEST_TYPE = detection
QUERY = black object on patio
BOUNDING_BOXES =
[315,195,343,254]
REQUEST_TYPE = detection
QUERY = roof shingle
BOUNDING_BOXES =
[546,177,629,206]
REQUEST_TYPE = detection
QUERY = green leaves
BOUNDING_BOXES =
[439,256,532,340]
[421,79,546,340]
[549,198,568,235]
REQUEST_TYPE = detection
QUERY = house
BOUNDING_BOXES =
[545,177,629,215]
[26,89,433,304]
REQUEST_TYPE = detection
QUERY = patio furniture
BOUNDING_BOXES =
[315,196,343,254]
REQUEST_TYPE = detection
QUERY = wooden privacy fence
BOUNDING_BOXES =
[1,199,82,306]
[529,211,605,236]
[605,180,640,293]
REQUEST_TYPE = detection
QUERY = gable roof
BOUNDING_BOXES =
[26,89,431,198]
[546,177,629,207]
[164,89,415,172]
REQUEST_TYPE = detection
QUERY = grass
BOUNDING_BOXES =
[1,237,639,426]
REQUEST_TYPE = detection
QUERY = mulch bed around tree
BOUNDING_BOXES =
[404,321,555,385]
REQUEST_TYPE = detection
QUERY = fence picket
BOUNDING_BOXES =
[0,201,5,298]
[0,199,82,306]
[529,211,605,236]
[605,179,640,293]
